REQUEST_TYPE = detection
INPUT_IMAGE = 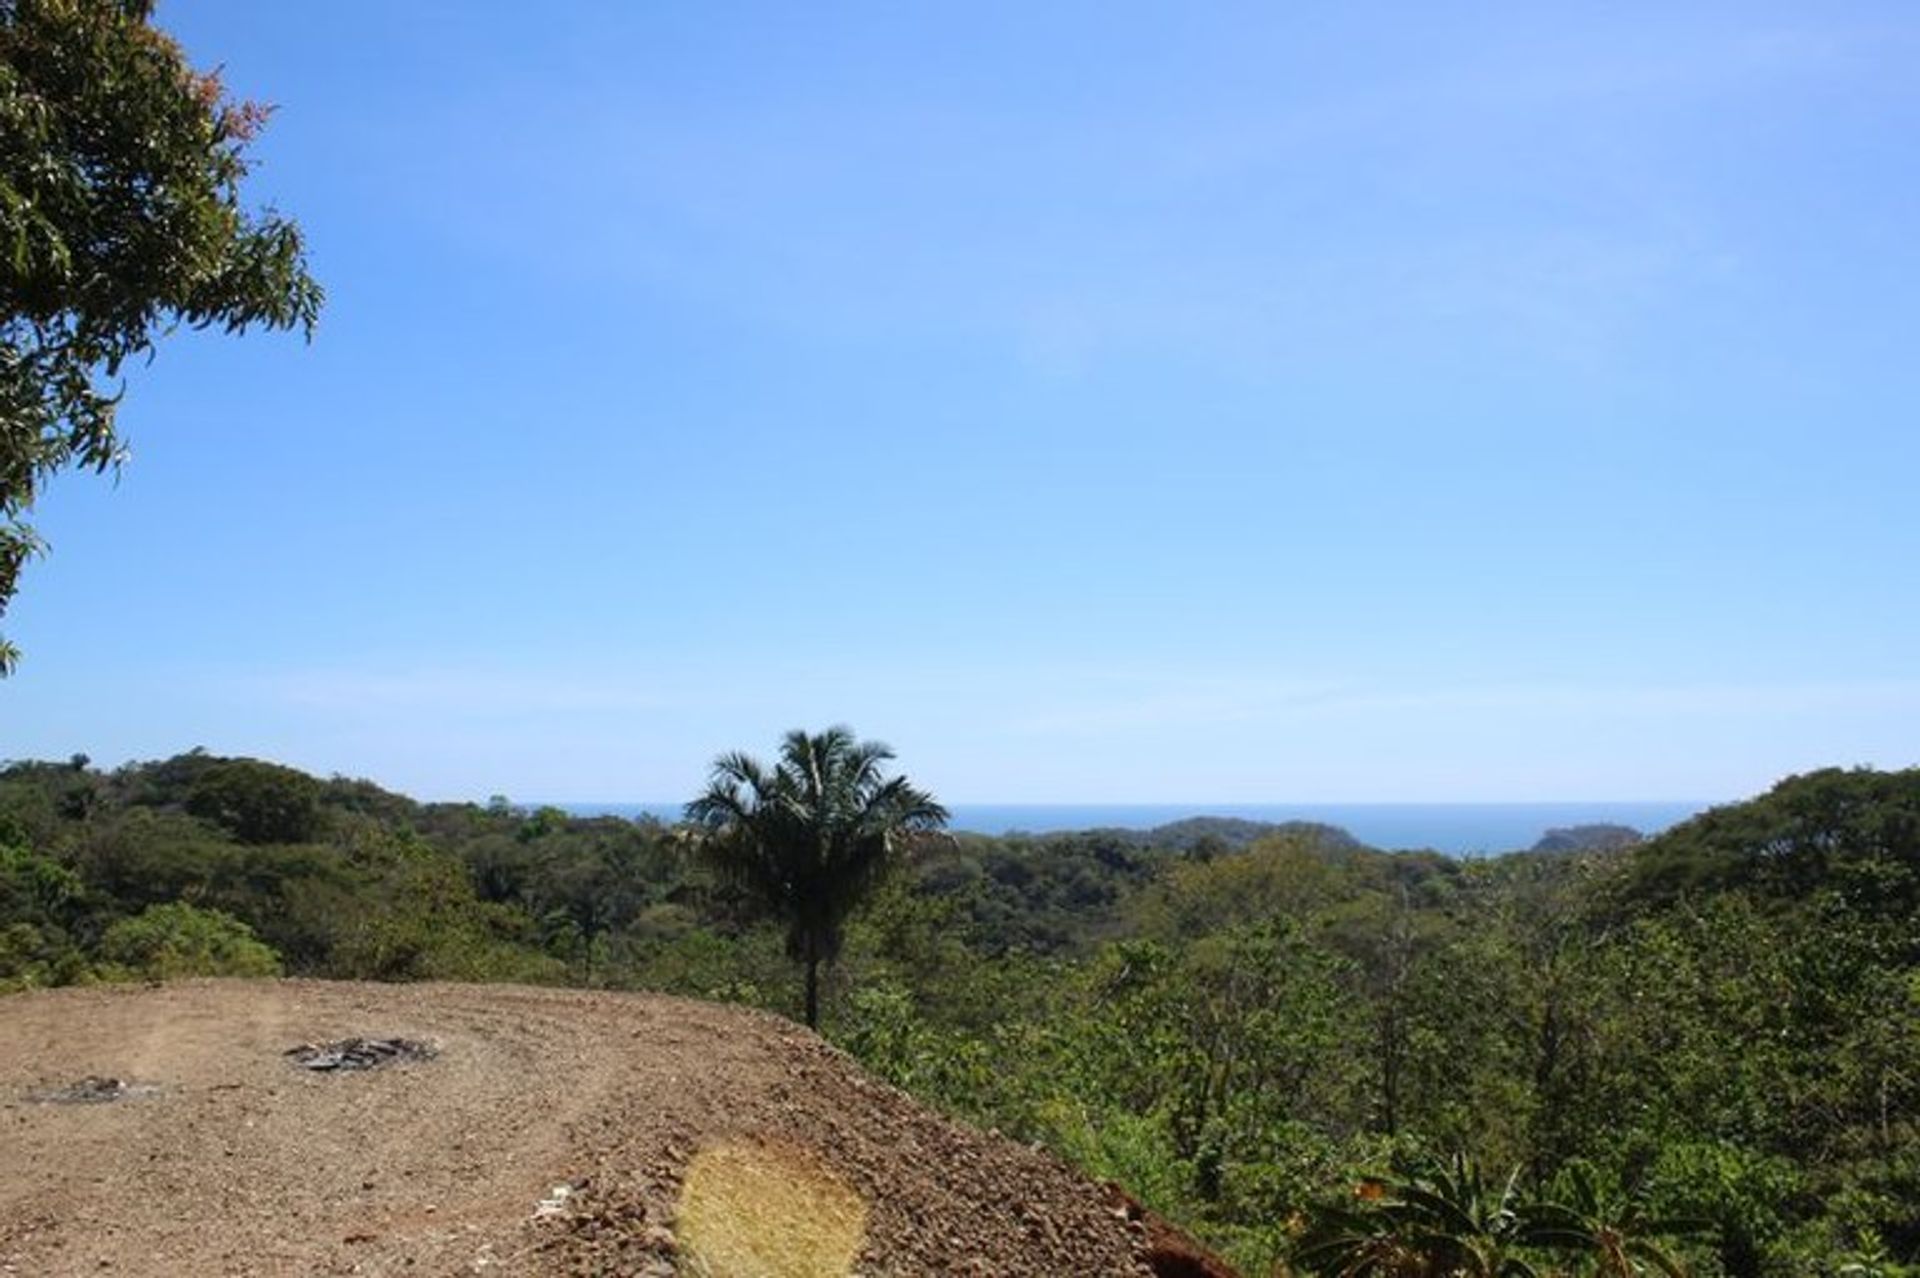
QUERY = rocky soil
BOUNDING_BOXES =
[0,980,1161,1277]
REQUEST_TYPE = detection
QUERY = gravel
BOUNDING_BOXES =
[0,980,1158,1277]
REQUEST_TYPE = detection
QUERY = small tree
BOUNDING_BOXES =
[686,726,946,1028]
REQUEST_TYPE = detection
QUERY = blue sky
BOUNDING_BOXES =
[6,2,1918,803]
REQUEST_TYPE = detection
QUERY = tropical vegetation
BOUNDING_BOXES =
[685,726,947,1027]
[1,751,1915,1276]
[0,0,322,670]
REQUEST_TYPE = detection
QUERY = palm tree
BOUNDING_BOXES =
[1294,1153,1542,1278]
[1295,1154,1705,1278]
[685,726,947,1028]
[1515,1161,1704,1277]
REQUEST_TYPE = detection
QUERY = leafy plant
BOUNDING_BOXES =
[1516,1161,1706,1277]
[1294,1153,1541,1277]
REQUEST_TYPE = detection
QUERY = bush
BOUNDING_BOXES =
[98,902,282,980]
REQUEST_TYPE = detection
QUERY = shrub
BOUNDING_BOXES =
[98,902,282,980]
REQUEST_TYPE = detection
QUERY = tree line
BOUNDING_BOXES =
[2,746,1915,1276]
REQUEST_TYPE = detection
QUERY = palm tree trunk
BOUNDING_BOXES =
[804,952,821,1029]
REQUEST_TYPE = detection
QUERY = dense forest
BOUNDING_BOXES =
[1,752,1914,1276]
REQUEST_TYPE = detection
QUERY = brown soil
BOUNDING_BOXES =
[0,980,1161,1277]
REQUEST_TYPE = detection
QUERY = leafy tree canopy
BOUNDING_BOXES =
[0,0,321,669]
[184,757,323,845]
[1618,767,1920,922]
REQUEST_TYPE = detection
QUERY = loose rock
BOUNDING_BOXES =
[284,1038,437,1072]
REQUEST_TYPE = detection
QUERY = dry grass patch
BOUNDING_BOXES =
[676,1139,868,1278]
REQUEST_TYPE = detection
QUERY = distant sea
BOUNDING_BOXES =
[555,800,1714,857]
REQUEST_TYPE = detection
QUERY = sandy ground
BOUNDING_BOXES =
[0,980,1153,1277]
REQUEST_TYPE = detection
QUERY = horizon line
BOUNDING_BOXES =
[541,797,1722,810]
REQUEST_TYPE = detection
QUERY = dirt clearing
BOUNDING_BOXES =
[0,980,1154,1276]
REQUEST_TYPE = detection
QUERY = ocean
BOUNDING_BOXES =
[555,800,1714,856]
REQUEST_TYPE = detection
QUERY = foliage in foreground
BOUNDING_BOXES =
[1294,1154,1704,1277]
[1,0,322,670]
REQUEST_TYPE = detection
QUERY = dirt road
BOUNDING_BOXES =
[0,980,1153,1276]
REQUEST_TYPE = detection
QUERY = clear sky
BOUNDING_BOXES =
[5,2,1918,804]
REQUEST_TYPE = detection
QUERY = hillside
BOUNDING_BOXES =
[6,757,1918,1272]
[0,980,1164,1277]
